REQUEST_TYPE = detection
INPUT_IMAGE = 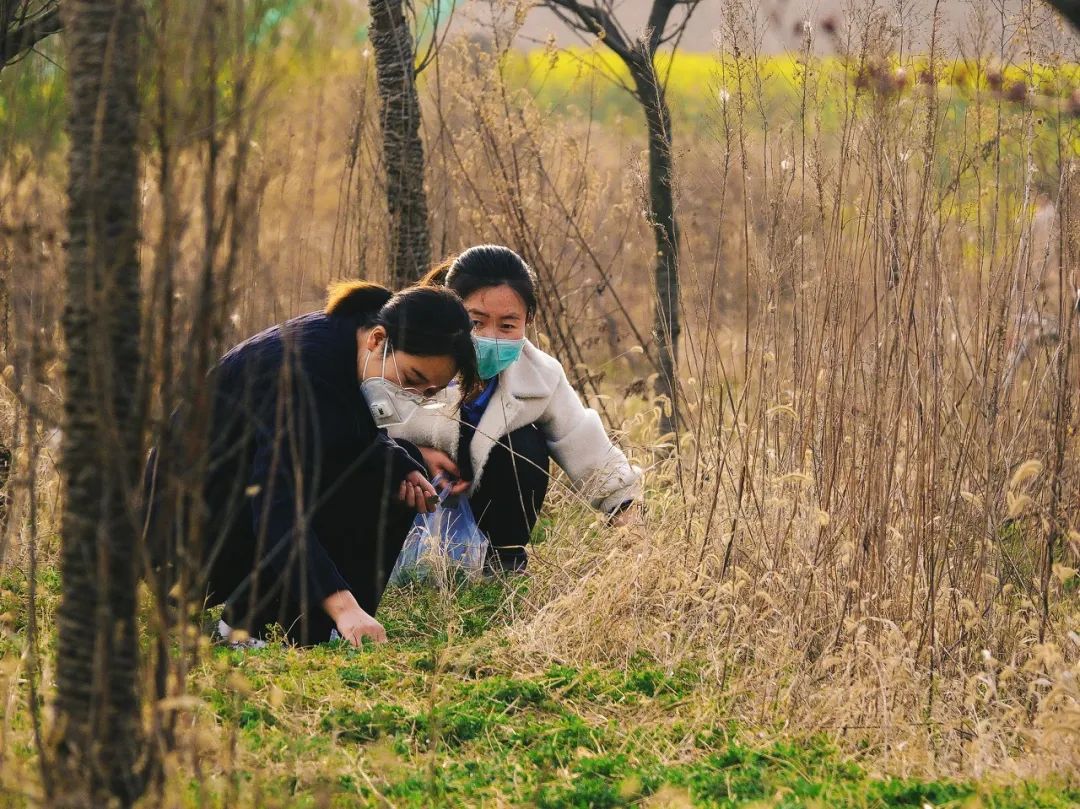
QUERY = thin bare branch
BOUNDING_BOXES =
[546,0,634,61]
[0,2,61,69]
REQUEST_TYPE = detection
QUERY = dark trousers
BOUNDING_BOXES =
[468,425,550,572]
[208,443,422,646]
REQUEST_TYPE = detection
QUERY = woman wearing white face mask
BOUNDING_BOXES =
[388,245,643,573]
[145,283,479,646]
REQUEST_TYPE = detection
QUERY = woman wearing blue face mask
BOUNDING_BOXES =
[145,283,479,647]
[388,245,643,573]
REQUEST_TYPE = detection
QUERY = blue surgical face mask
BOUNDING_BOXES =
[474,336,524,380]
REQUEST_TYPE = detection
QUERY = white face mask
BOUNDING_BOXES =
[359,339,442,428]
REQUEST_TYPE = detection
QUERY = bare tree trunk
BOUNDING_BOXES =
[540,0,695,437]
[52,0,146,805]
[368,0,431,285]
[630,59,680,438]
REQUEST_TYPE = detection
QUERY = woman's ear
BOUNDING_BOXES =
[365,325,387,352]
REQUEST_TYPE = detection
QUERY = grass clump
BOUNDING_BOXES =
[1,573,1077,806]
[320,704,412,743]
[130,581,1069,806]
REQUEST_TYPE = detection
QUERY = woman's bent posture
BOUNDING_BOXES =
[146,283,478,645]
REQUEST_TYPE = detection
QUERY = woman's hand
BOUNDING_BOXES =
[610,501,643,528]
[397,469,440,513]
[322,590,386,645]
[418,446,471,496]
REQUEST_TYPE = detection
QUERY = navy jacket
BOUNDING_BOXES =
[199,311,422,610]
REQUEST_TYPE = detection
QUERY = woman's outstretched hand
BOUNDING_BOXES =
[611,502,644,528]
[397,469,440,513]
[418,447,471,496]
[322,590,386,645]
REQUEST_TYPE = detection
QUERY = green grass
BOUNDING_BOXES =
[0,566,1077,806]
[99,580,1066,808]
[1,559,1077,807]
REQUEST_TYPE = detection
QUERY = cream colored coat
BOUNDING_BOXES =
[388,341,642,513]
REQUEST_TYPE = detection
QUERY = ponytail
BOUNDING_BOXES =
[420,257,454,288]
[325,281,393,326]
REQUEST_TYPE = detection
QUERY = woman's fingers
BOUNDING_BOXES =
[395,470,460,514]
[440,456,461,479]
[429,457,469,495]
[416,484,434,513]
[611,503,644,528]
[350,626,386,645]
[339,609,388,646]
[413,474,438,499]
[407,481,433,513]
[402,471,438,513]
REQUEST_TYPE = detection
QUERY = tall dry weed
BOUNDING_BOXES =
[491,0,1080,780]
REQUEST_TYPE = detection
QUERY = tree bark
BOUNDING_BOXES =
[368,0,431,286]
[52,0,146,805]
[541,0,689,437]
[630,59,680,438]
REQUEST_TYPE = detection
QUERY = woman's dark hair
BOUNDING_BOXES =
[327,281,479,394]
[326,280,393,324]
[422,245,538,321]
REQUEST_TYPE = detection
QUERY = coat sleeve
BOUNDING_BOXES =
[246,427,349,607]
[537,365,642,513]
[243,374,370,608]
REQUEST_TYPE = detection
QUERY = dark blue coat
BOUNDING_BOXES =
[195,311,422,613]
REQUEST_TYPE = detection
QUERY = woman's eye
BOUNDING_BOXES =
[471,320,483,328]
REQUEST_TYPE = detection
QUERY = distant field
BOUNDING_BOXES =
[501,47,1080,128]
[3,37,1077,156]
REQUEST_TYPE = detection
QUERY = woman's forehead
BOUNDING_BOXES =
[396,351,456,381]
[466,285,527,317]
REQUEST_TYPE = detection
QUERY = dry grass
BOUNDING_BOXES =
[490,0,1080,783]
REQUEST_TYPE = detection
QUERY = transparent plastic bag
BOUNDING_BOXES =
[388,475,490,587]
